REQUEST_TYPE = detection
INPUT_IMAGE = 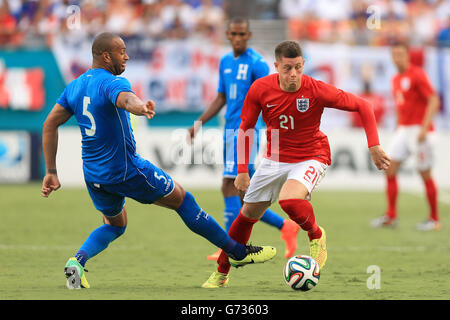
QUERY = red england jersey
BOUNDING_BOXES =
[392,65,435,127]
[237,73,380,173]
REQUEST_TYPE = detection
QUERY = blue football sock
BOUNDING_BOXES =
[260,208,285,230]
[75,224,126,266]
[224,195,242,232]
[176,191,246,260]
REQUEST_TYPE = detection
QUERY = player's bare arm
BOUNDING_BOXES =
[418,93,440,142]
[41,104,72,198]
[116,91,156,119]
[187,93,226,142]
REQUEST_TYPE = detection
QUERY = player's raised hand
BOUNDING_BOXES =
[186,121,202,145]
[142,100,156,119]
[186,127,195,145]
[369,145,391,170]
[234,172,251,195]
[417,128,427,143]
[41,173,61,198]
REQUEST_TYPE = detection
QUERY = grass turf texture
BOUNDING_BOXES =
[0,183,449,300]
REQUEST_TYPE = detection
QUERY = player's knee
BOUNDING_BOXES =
[157,182,186,210]
[279,198,309,220]
[418,169,432,181]
[113,225,127,238]
[279,199,294,216]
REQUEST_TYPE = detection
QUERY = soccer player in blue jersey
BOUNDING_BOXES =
[188,17,299,262]
[41,32,276,289]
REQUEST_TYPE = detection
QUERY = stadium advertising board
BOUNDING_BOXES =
[0,49,66,131]
[0,131,30,183]
[0,49,67,183]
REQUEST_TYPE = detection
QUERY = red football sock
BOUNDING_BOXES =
[386,175,398,219]
[279,199,322,241]
[217,212,258,274]
[424,177,438,221]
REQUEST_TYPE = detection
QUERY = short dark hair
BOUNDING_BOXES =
[275,40,303,60]
[390,40,409,51]
[227,16,250,30]
[92,32,120,57]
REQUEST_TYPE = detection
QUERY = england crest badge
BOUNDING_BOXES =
[296,98,309,112]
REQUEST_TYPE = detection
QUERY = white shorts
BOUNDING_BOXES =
[387,125,435,171]
[243,158,328,204]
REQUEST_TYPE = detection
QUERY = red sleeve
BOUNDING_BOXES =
[237,83,262,173]
[415,68,434,99]
[318,81,380,148]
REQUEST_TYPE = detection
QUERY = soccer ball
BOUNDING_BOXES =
[283,255,320,291]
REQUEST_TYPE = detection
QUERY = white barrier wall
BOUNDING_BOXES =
[0,131,30,183]
[55,126,450,191]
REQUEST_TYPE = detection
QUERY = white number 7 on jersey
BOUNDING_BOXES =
[83,96,96,136]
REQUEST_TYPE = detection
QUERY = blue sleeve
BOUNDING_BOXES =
[104,77,134,107]
[217,58,226,94]
[56,87,74,114]
[252,58,269,82]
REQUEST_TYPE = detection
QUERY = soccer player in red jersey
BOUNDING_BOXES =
[202,40,391,288]
[370,43,441,231]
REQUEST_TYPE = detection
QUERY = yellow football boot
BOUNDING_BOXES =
[309,226,327,269]
[64,257,90,289]
[201,271,229,288]
[229,245,277,268]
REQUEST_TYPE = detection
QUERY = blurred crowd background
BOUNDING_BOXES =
[1,0,449,48]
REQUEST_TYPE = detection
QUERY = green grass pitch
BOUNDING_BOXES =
[0,183,449,300]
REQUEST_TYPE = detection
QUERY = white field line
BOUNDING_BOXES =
[0,244,145,251]
[407,191,450,204]
[438,192,450,204]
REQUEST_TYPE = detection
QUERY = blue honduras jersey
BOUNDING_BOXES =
[57,68,142,184]
[217,48,269,130]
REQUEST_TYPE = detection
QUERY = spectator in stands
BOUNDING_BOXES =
[408,0,439,46]
[351,12,373,46]
[0,0,448,48]
[104,0,138,35]
[437,15,450,47]
[0,0,17,46]
[160,0,196,38]
[194,0,224,42]
[141,0,166,39]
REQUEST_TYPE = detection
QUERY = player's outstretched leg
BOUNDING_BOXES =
[206,194,242,261]
[172,190,276,264]
[208,199,298,261]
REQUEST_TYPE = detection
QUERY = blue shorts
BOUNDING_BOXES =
[223,128,259,178]
[85,159,175,217]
